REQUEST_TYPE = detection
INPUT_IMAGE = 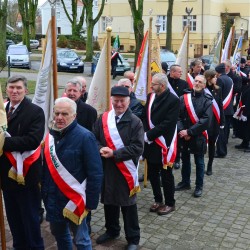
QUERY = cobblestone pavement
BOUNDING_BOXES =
[1,135,250,249]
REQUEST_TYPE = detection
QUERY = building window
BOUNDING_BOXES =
[183,15,197,31]
[101,16,107,32]
[157,16,167,33]
[93,0,98,7]
[57,27,61,35]
[56,11,60,20]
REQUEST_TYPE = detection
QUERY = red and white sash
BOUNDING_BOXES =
[44,133,88,225]
[111,51,118,59]
[187,73,194,89]
[183,93,208,142]
[204,88,220,124]
[147,93,177,168]
[223,83,233,110]
[102,110,140,197]
[4,132,41,185]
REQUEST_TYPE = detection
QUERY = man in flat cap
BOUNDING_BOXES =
[93,86,144,250]
[215,63,234,157]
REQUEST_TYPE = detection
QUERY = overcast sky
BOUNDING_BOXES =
[38,0,47,6]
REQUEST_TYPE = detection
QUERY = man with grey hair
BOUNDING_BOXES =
[143,73,180,215]
[0,74,45,249]
[73,76,88,102]
[42,97,103,249]
[65,78,97,131]
[117,78,144,119]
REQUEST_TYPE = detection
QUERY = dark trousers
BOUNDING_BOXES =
[3,186,44,250]
[104,204,140,245]
[208,135,218,168]
[181,150,205,188]
[147,162,175,207]
[216,115,232,156]
[111,63,117,79]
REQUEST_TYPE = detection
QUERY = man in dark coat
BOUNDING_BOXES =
[65,79,97,131]
[0,75,45,249]
[93,86,144,250]
[143,73,180,215]
[175,75,212,198]
[168,64,189,169]
[215,63,234,157]
[42,97,103,249]
[111,48,123,79]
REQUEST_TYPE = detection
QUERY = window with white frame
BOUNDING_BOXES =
[183,15,197,31]
[157,15,167,33]
[93,0,98,7]
[101,16,107,32]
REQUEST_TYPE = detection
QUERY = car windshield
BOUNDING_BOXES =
[58,51,78,59]
[8,47,27,55]
[160,52,176,62]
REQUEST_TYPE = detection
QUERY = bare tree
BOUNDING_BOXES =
[7,0,19,31]
[128,0,144,69]
[0,0,8,67]
[166,0,174,50]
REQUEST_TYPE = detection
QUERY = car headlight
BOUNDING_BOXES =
[60,62,67,66]
[79,61,84,66]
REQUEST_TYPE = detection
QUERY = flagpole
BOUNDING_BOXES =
[228,26,235,60]
[106,26,112,110]
[147,17,153,94]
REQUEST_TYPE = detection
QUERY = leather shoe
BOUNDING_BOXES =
[175,182,191,191]
[173,162,180,169]
[149,202,163,212]
[157,205,175,215]
[96,232,120,244]
[214,154,226,158]
[126,244,139,250]
[235,143,249,149]
[244,148,250,152]
[206,170,212,176]
[194,187,202,198]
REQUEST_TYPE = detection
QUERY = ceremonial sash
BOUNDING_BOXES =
[204,88,220,124]
[111,51,118,59]
[4,132,41,185]
[44,133,88,225]
[102,110,140,197]
[240,70,247,77]
[183,93,208,142]
[147,93,177,168]
[222,83,233,110]
[187,73,194,89]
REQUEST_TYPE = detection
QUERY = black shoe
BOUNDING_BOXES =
[126,244,139,250]
[173,162,180,169]
[194,187,203,198]
[206,170,212,176]
[244,148,250,152]
[214,154,226,158]
[175,182,191,191]
[96,232,120,244]
[235,143,249,149]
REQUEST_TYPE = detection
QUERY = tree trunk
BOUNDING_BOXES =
[0,0,8,67]
[166,0,174,50]
[85,20,94,62]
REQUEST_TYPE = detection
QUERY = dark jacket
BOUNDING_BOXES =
[227,70,242,96]
[111,51,122,66]
[41,120,103,222]
[206,85,225,137]
[143,89,180,164]
[129,92,144,119]
[178,89,212,154]
[240,66,250,93]
[216,73,234,116]
[0,97,45,190]
[76,98,97,131]
[167,75,189,97]
[93,108,144,206]
[80,92,88,103]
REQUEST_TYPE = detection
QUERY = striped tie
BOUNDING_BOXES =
[7,106,15,122]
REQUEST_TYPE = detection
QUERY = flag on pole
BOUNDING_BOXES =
[87,39,109,115]
[221,27,233,62]
[113,35,120,50]
[151,36,162,74]
[32,21,54,138]
[232,35,243,72]
[134,31,149,102]
[175,27,189,81]
[0,86,7,156]
[211,32,223,68]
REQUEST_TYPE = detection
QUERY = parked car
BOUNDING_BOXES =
[6,39,15,49]
[57,48,84,73]
[200,54,214,70]
[92,52,131,75]
[7,45,31,69]
[160,50,176,70]
[18,39,40,49]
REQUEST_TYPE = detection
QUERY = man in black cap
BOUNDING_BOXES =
[215,63,234,157]
[239,57,250,94]
[93,86,144,250]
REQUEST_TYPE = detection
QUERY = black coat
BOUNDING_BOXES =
[206,85,225,137]
[129,92,144,119]
[216,73,234,116]
[93,108,144,206]
[167,75,189,97]
[143,89,180,164]
[178,89,212,154]
[76,99,97,131]
[227,70,242,95]
[0,97,45,190]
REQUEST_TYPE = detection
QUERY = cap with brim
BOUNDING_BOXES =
[111,86,130,96]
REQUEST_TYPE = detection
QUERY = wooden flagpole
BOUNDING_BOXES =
[106,26,112,110]
[228,26,235,60]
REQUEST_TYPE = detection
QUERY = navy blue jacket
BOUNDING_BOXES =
[42,120,103,222]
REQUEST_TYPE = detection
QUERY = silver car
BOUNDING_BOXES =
[18,39,40,49]
[7,45,31,69]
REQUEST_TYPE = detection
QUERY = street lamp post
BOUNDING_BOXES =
[155,18,161,37]
[48,0,58,99]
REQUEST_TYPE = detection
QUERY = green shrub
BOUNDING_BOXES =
[93,41,100,51]
[57,35,69,48]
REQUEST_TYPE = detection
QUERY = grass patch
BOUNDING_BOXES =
[0,78,36,98]
[1,67,37,73]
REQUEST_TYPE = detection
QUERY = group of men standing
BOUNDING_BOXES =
[0,53,249,250]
